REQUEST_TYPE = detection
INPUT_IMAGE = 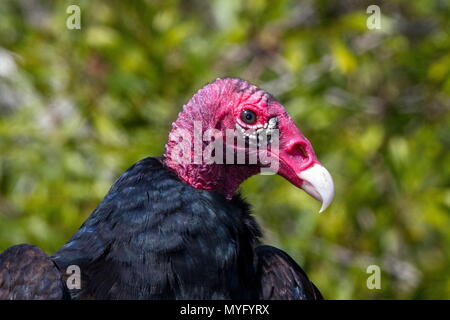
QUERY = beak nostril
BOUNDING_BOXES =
[299,145,308,158]
[287,141,310,159]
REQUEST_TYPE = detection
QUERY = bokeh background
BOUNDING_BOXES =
[0,0,449,299]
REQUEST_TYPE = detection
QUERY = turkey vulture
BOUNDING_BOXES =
[0,78,334,300]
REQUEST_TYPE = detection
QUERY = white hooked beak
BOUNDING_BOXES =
[298,163,335,213]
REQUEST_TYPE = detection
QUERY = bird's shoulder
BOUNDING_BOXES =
[254,245,323,300]
[0,244,68,299]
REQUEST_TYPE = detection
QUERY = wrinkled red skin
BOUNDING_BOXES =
[164,78,319,200]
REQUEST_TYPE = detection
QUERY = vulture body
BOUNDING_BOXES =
[0,78,333,300]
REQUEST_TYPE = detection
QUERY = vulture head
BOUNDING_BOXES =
[164,78,334,212]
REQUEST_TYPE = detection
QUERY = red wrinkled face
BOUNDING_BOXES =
[219,80,317,177]
[164,78,334,212]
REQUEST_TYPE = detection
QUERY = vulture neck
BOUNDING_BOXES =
[163,154,259,200]
[163,116,259,199]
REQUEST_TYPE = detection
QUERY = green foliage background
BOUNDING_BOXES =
[0,0,449,299]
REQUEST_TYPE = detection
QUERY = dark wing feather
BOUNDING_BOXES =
[0,244,68,300]
[254,245,323,300]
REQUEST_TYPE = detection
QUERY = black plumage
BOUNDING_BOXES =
[0,244,69,300]
[0,157,322,299]
[254,245,323,299]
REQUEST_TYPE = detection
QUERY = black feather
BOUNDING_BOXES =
[254,245,323,300]
[51,157,260,299]
[0,244,69,299]
[1,157,321,300]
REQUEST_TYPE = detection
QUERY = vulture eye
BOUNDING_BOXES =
[240,109,257,125]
